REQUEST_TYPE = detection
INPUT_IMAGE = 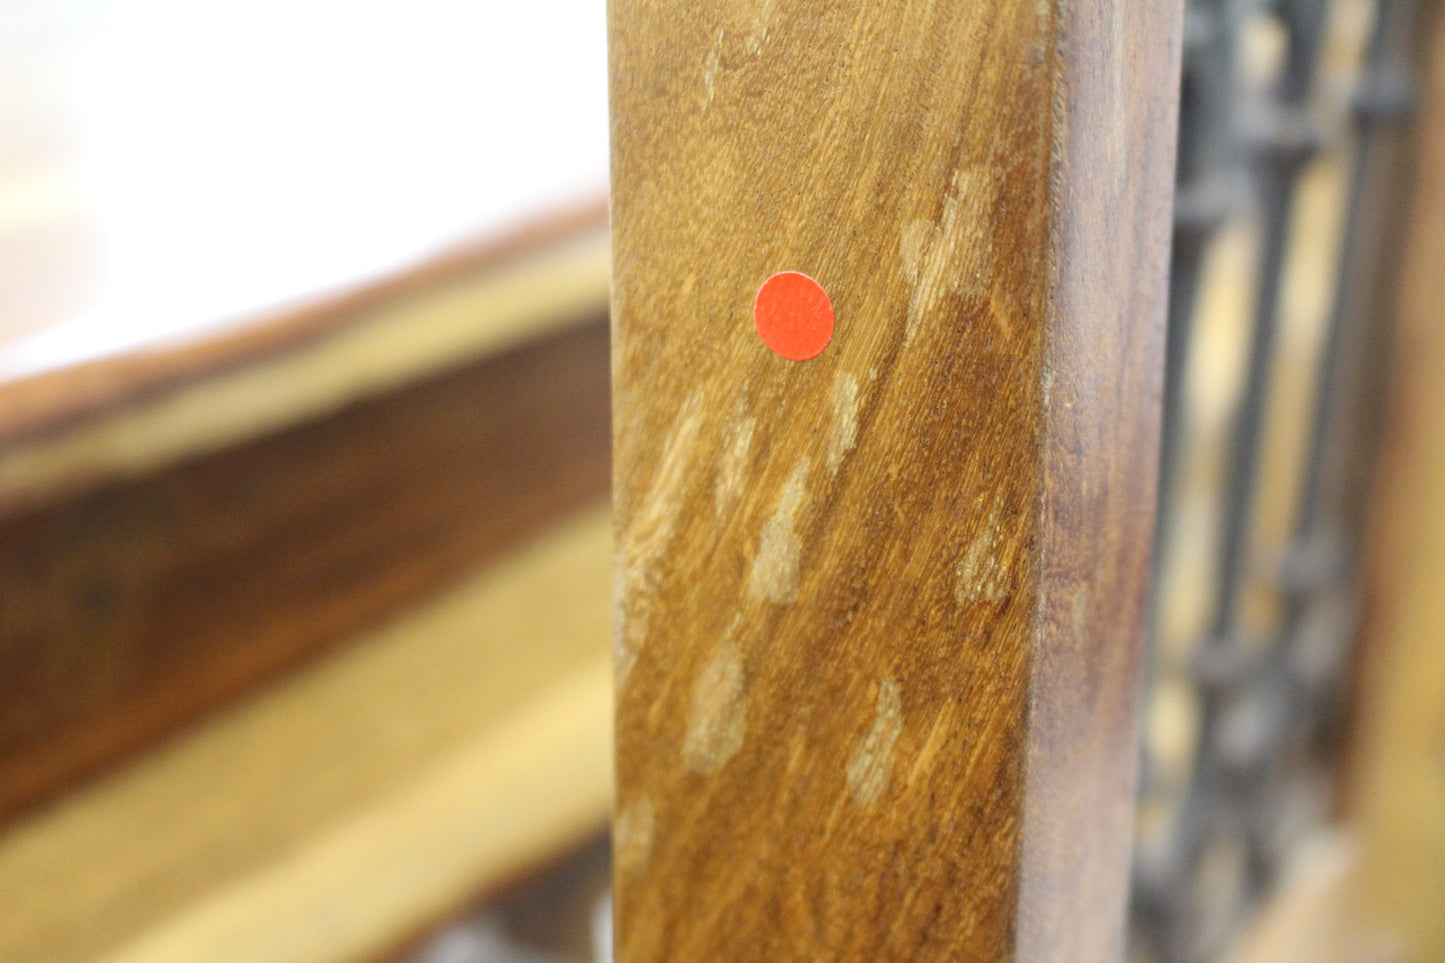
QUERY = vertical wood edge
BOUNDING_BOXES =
[1020,1,1183,958]
[609,0,1181,958]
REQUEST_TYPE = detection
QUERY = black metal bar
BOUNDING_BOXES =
[1130,0,1427,958]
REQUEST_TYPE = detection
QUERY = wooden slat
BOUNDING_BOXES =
[0,504,613,963]
[0,316,610,820]
[609,1,1180,959]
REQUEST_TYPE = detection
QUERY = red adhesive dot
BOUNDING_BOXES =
[753,271,834,361]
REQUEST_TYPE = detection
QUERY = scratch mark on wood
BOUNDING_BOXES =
[704,28,724,107]
[955,510,1009,604]
[616,793,656,875]
[715,415,757,516]
[617,399,704,685]
[746,458,810,603]
[683,617,747,773]
[847,678,903,805]
[900,167,1000,343]
[744,0,775,56]
[827,373,860,474]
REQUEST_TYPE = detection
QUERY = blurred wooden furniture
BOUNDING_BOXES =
[1343,5,1445,957]
[0,211,611,820]
[0,3,617,961]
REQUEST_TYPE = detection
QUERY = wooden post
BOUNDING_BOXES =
[609,1,1182,959]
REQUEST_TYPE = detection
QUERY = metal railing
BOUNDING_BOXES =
[1131,0,1425,958]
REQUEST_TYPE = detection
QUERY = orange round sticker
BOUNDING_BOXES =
[753,272,834,361]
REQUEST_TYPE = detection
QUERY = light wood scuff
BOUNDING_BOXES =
[745,457,810,604]
[0,505,613,963]
[845,678,903,806]
[682,618,748,774]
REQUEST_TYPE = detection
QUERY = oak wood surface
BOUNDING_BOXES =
[0,316,610,820]
[0,504,613,963]
[609,1,1180,960]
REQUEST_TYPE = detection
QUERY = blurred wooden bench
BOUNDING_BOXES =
[0,4,616,960]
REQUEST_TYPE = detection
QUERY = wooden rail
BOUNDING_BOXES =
[0,5,618,960]
[609,0,1182,959]
[0,306,609,819]
[0,506,613,963]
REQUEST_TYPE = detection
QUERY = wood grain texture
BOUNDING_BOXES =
[609,1,1179,960]
[1020,2,1181,957]
[0,318,609,820]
